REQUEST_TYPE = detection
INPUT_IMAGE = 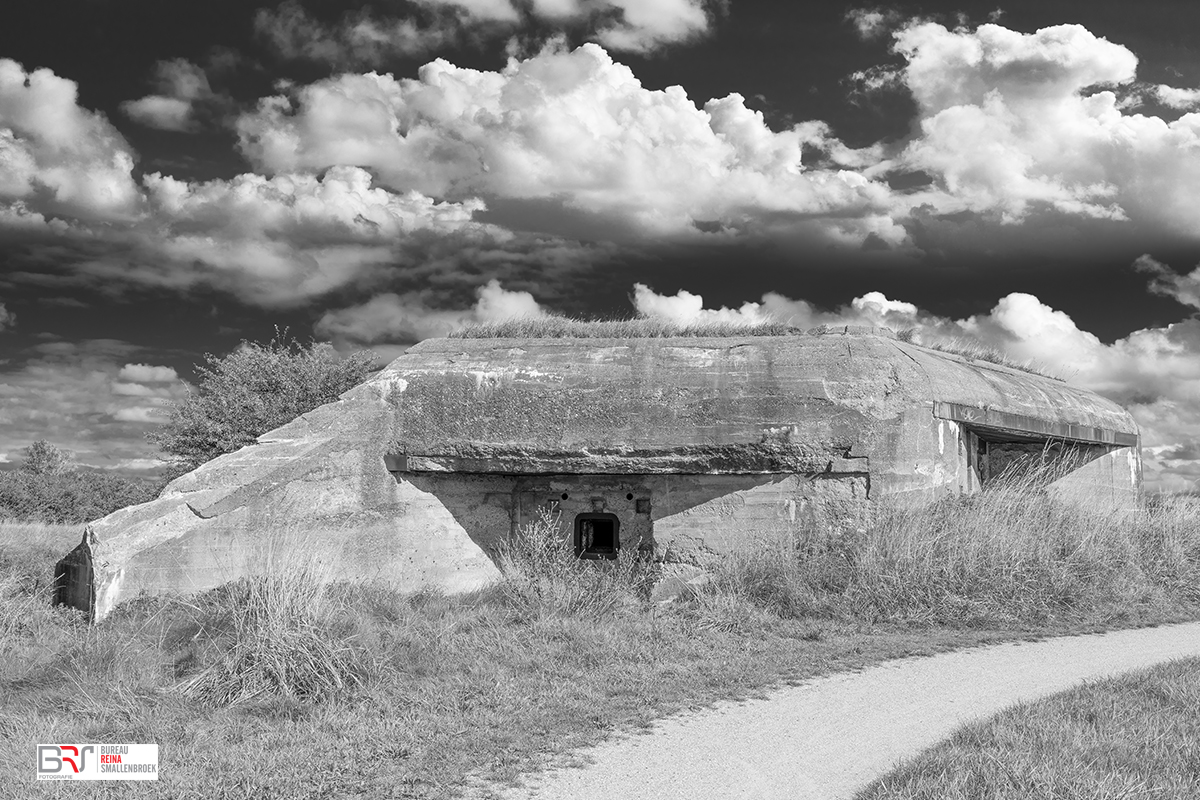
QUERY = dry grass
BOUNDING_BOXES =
[895,330,1059,378]
[702,475,1200,629]
[2,484,1199,798]
[496,505,656,618]
[451,316,1054,378]
[858,657,1200,800]
[450,315,802,339]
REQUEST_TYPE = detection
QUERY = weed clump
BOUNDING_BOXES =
[173,565,374,706]
[496,506,656,619]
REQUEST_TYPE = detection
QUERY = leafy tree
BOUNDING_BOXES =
[149,330,376,473]
[20,439,73,476]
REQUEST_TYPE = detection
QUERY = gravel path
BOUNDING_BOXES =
[501,622,1200,800]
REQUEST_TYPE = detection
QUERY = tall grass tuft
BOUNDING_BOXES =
[496,505,656,618]
[172,549,374,706]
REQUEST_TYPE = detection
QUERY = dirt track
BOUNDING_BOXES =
[500,622,1200,800]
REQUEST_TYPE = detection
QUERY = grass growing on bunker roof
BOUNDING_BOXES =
[3,486,1200,798]
[451,316,1056,378]
[450,315,807,339]
[896,329,1061,380]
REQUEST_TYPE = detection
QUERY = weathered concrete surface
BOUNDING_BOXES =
[496,622,1200,800]
[66,329,1141,620]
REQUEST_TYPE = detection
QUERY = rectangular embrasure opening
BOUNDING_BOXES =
[574,513,619,560]
[966,427,1112,486]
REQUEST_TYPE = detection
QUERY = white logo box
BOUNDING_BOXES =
[36,744,159,781]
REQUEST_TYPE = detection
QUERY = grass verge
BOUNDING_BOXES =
[857,657,1200,799]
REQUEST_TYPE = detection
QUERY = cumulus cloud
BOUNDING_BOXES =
[122,166,496,304]
[888,21,1200,235]
[120,59,219,132]
[0,59,142,222]
[118,363,180,383]
[0,58,597,307]
[315,279,546,348]
[1154,84,1200,110]
[237,43,899,244]
[0,301,13,331]
[846,7,902,40]
[17,22,1200,327]
[632,283,768,325]
[590,0,712,53]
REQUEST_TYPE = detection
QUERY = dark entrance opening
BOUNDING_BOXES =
[53,540,94,620]
[966,427,1110,487]
[574,513,620,560]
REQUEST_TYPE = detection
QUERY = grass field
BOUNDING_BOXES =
[2,483,1199,798]
[858,656,1200,799]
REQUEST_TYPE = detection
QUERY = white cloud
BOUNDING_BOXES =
[632,283,768,325]
[121,60,215,132]
[237,44,900,244]
[256,0,712,65]
[106,457,169,472]
[474,278,545,322]
[0,301,13,331]
[1135,254,1200,310]
[846,8,901,40]
[118,363,180,383]
[255,1,460,65]
[0,59,142,222]
[124,166,495,305]
[415,0,520,23]
[112,407,167,424]
[1154,84,1200,110]
[315,279,546,346]
[889,21,1200,235]
[593,0,711,53]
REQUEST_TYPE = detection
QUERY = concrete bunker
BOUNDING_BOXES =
[56,326,1142,621]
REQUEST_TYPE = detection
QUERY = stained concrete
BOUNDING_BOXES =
[58,328,1141,620]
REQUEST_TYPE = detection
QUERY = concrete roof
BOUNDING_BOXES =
[381,328,1137,474]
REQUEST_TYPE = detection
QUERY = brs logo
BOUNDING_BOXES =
[38,745,94,775]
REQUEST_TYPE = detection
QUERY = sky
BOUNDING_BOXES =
[1,0,1199,491]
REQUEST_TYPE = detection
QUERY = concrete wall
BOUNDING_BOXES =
[393,470,871,564]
